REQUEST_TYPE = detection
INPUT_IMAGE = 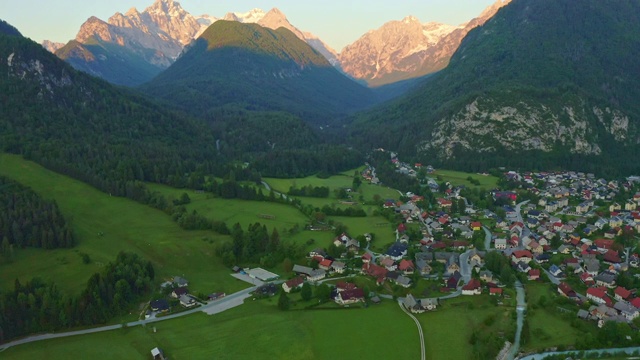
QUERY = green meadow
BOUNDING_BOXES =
[432,169,499,189]
[3,299,420,360]
[420,295,515,360]
[0,154,246,296]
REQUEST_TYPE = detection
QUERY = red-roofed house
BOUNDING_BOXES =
[587,287,612,306]
[336,282,357,292]
[336,288,365,305]
[363,263,388,280]
[490,288,503,296]
[399,259,415,275]
[580,272,595,286]
[471,222,482,231]
[594,239,614,252]
[462,279,482,295]
[603,250,622,264]
[437,198,452,208]
[558,282,577,299]
[282,277,304,293]
[528,269,540,281]
[397,223,407,234]
[362,252,372,264]
[631,298,640,310]
[615,287,632,302]
[512,250,534,264]
[319,259,333,271]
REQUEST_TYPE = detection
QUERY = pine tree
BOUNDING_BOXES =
[278,290,290,311]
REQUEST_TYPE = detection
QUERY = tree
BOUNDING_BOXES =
[278,290,290,311]
[282,258,294,273]
[315,284,331,302]
[301,283,312,301]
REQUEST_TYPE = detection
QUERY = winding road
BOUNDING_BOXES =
[398,300,426,360]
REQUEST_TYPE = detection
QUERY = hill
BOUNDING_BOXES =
[350,0,640,176]
[140,21,377,124]
[0,19,226,195]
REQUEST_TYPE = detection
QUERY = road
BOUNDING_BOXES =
[484,226,494,251]
[508,280,527,360]
[0,284,259,351]
[398,300,426,360]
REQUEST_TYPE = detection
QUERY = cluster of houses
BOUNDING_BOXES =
[151,276,196,314]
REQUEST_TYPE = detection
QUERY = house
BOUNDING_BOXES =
[318,258,333,271]
[399,259,415,275]
[614,302,639,320]
[150,299,170,312]
[480,270,494,283]
[362,263,388,284]
[584,259,600,276]
[580,272,595,286]
[151,347,166,360]
[471,221,482,231]
[446,255,461,274]
[495,238,507,250]
[179,294,196,308]
[558,282,577,299]
[331,261,346,274]
[336,281,357,292]
[386,242,408,261]
[511,250,534,264]
[335,288,365,305]
[292,265,313,277]
[595,271,617,288]
[549,264,565,278]
[171,287,189,299]
[308,269,326,282]
[381,257,397,271]
[490,288,503,296]
[614,287,632,302]
[603,250,622,264]
[390,274,413,288]
[594,239,615,253]
[173,276,189,287]
[528,269,541,281]
[403,294,425,313]
[587,287,611,306]
[516,262,532,273]
[558,245,572,254]
[468,249,485,267]
[282,277,305,293]
[462,279,482,295]
[309,248,327,259]
[447,271,462,289]
[362,253,372,264]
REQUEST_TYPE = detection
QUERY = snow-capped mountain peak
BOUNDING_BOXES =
[223,8,266,23]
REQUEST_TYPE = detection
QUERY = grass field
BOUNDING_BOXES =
[420,295,515,360]
[0,154,247,296]
[328,216,396,243]
[3,299,420,360]
[522,282,596,351]
[432,169,499,189]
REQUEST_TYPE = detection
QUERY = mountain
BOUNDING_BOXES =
[222,8,339,66]
[351,0,640,176]
[141,20,376,124]
[0,19,21,36]
[55,0,199,86]
[339,0,511,86]
[42,40,65,53]
[49,1,338,86]
[0,19,222,195]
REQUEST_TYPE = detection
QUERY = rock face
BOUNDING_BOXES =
[350,0,640,175]
[42,40,65,53]
[339,0,511,86]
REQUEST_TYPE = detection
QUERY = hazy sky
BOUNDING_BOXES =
[1,0,496,51]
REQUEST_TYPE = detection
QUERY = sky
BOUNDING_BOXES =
[1,0,496,51]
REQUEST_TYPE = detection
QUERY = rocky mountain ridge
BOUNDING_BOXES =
[339,0,511,86]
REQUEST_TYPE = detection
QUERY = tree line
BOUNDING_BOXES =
[0,252,154,342]
[0,176,74,260]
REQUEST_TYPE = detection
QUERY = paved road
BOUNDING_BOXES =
[508,280,527,360]
[398,300,426,360]
[0,284,259,351]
